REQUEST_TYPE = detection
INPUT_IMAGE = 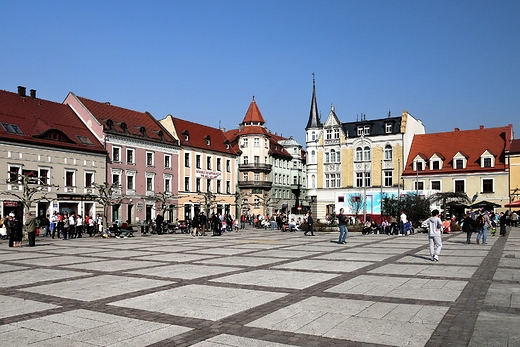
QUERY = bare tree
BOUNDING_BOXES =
[89,182,125,229]
[4,172,58,216]
[150,191,177,219]
[190,190,227,220]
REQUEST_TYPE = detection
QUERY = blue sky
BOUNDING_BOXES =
[2,1,519,146]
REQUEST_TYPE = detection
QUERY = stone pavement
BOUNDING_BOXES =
[0,226,519,347]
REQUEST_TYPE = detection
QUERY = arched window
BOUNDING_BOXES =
[312,131,315,141]
[364,146,371,161]
[384,145,393,160]
[330,149,336,163]
[356,147,363,161]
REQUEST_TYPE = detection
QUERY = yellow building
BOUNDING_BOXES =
[507,138,520,203]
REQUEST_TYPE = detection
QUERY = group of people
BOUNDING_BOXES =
[462,208,511,244]
[189,212,240,237]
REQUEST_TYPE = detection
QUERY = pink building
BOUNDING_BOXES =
[64,92,180,224]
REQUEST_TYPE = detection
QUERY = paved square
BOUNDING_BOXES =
[0,268,88,288]
[247,296,448,346]
[369,263,479,278]
[110,284,287,320]
[192,334,300,347]
[326,274,468,301]
[272,259,373,272]
[211,269,338,289]
[0,295,60,319]
[127,264,240,280]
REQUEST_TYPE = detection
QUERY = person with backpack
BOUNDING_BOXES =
[462,212,477,244]
[476,209,491,244]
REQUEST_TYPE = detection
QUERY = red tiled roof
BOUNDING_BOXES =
[269,138,292,158]
[172,117,239,155]
[403,126,512,176]
[0,89,105,154]
[510,139,520,154]
[76,96,178,144]
[241,97,265,124]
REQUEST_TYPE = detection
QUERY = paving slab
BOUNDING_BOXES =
[127,264,240,280]
[0,268,88,288]
[468,311,520,347]
[272,259,373,273]
[0,295,60,319]
[192,333,300,347]
[370,263,479,278]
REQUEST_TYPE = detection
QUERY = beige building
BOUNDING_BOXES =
[0,87,106,220]
[160,115,239,220]
[507,139,520,203]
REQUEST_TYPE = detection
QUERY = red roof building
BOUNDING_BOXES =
[64,92,180,224]
[0,87,107,219]
[403,125,513,212]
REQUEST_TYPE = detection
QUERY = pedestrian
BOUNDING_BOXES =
[304,212,315,236]
[63,213,69,239]
[421,209,443,261]
[192,213,199,237]
[476,209,491,244]
[76,215,83,238]
[499,212,507,236]
[462,212,476,244]
[337,208,348,244]
[25,212,37,247]
[399,211,407,236]
[199,212,207,236]
[68,213,76,238]
[50,211,58,238]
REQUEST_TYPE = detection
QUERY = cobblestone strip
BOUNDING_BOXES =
[425,234,507,347]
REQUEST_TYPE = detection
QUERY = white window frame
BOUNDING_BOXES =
[146,151,155,167]
[384,171,393,187]
[430,180,442,191]
[164,173,173,193]
[112,146,121,163]
[414,180,425,191]
[8,164,21,190]
[126,148,135,165]
[164,154,172,169]
[254,137,260,147]
[145,172,156,195]
[385,123,392,133]
[454,178,466,193]
[84,170,94,189]
[384,145,392,161]
[481,177,494,193]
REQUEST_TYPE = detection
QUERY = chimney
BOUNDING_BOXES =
[454,128,460,131]
[30,89,36,99]
[17,86,26,97]
[480,125,484,129]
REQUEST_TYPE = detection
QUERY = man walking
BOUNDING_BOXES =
[25,212,37,247]
[337,208,348,244]
[421,209,443,261]
[199,212,207,236]
[304,212,314,236]
[399,211,408,236]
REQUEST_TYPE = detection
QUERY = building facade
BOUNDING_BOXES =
[305,80,425,222]
[65,92,180,224]
[507,139,520,203]
[159,115,239,220]
[0,87,106,220]
[402,125,513,214]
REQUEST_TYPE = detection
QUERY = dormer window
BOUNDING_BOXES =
[204,135,211,146]
[413,156,426,171]
[385,123,392,133]
[452,152,468,169]
[364,125,370,135]
[1,123,23,135]
[181,130,189,142]
[432,161,440,170]
[326,129,332,140]
[480,150,495,168]
[455,159,463,169]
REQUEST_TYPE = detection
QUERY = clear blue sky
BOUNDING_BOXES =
[2,1,519,146]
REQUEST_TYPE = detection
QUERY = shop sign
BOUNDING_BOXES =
[195,169,222,179]
[56,194,96,201]
[3,201,18,207]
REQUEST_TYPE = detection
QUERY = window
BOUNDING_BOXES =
[254,173,259,182]
[112,147,121,162]
[482,179,493,193]
[311,175,316,188]
[127,175,134,190]
[112,172,120,186]
[242,138,248,147]
[243,173,248,181]
[364,125,370,135]
[334,128,339,139]
[384,171,393,187]
[311,131,315,141]
[364,146,371,161]
[356,173,363,187]
[254,137,260,147]
[84,172,93,187]
[207,157,212,170]
[196,178,201,192]
[264,139,268,148]
[9,166,20,183]
[326,129,332,140]
[431,181,441,190]
[325,174,330,188]
[330,149,336,163]
[311,150,315,164]
[384,145,392,160]
[165,176,171,192]
[432,161,440,170]
[226,181,231,194]
[483,158,492,168]
[254,156,259,164]
[385,123,392,133]
[217,158,221,171]
[1,123,24,135]
[146,152,154,167]
[365,172,371,187]
[455,159,464,169]
[217,180,221,193]
[207,179,212,192]
[414,181,424,190]
[146,177,153,191]
[185,177,190,191]
[243,156,249,165]
[325,152,329,163]
[164,154,171,169]
[455,180,465,192]
[293,176,297,185]
[196,154,201,169]
[126,149,134,164]
[46,132,66,142]
[185,153,190,167]
[416,161,423,171]
[226,159,230,172]
[357,127,363,136]
[66,171,75,187]
[356,147,363,161]
[39,169,49,185]
[76,135,94,145]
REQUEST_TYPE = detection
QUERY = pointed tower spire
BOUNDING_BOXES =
[306,73,322,130]
[241,96,265,125]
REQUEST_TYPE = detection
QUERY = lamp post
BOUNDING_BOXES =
[362,133,367,223]
[380,159,383,223]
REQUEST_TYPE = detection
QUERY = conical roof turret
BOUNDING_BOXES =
[306,76,322,130]
[242,96,265,125]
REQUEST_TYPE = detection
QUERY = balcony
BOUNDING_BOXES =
[238,180,273,189]
[238,163,272,172]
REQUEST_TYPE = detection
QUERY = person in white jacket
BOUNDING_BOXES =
[422,209,443,261]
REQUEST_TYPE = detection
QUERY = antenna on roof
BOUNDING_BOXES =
[388,109,391,118]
